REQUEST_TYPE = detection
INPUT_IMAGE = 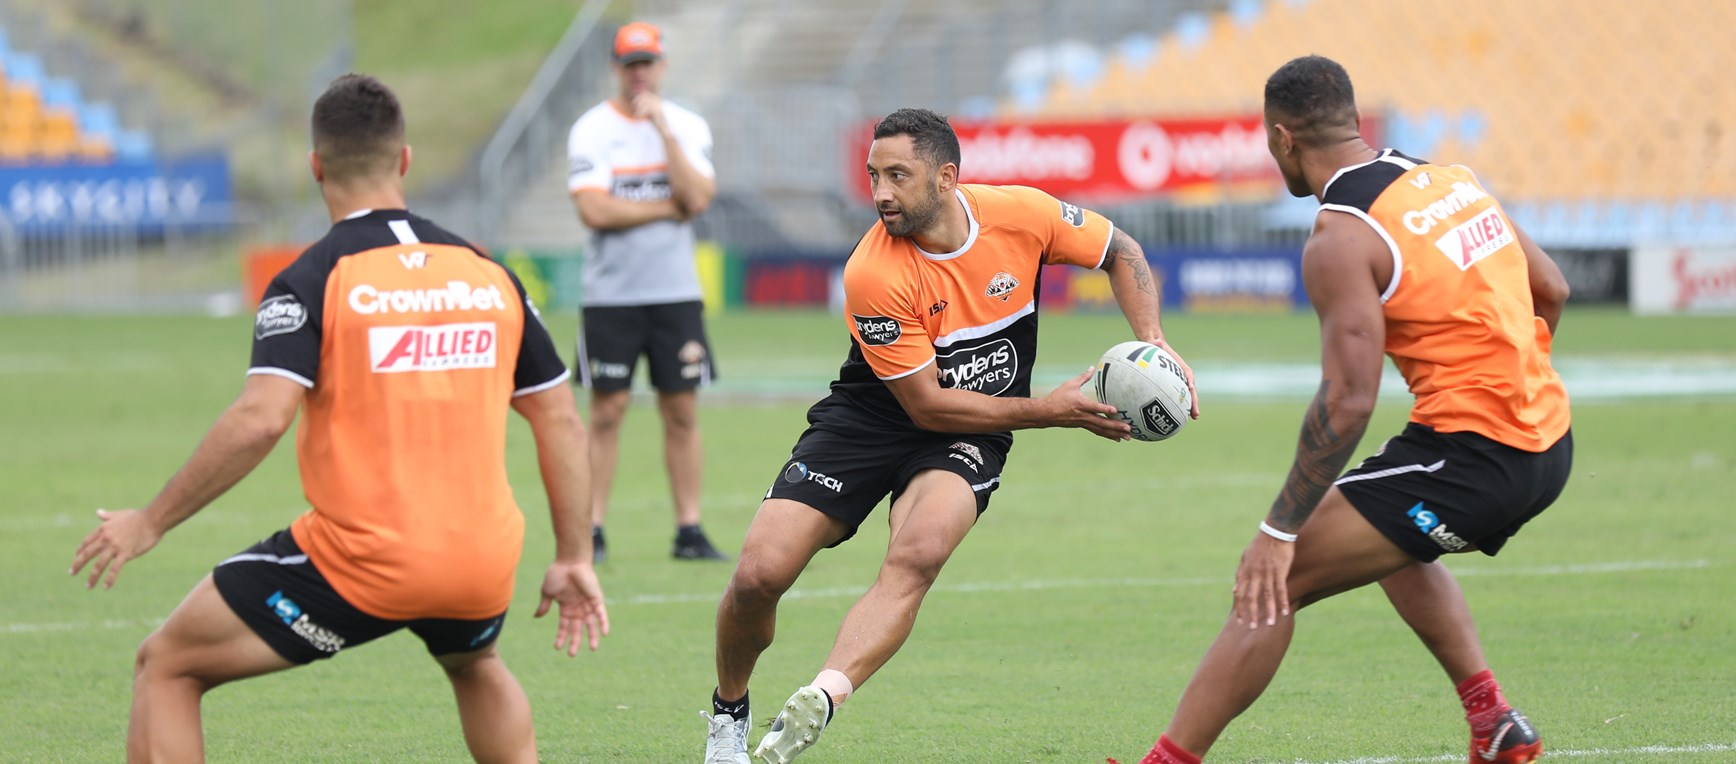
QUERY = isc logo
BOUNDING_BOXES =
[368,322,499,372]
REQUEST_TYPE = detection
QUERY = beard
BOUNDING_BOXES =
[881,183,945,238]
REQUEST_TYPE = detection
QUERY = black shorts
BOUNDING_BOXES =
[1336,423,1573,563]
[212,530,507,665]
[576,300,715,393]
[763,425,1009,546]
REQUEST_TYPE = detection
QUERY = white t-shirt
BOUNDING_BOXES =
[566,99,715,307]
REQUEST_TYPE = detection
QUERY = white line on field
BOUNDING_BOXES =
[2,559,1712,636]
[1298,740,1736,763]
[609,559,1711,607]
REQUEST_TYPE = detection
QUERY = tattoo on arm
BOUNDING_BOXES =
[1268,380,1368,532]
[1107,229,1156,297]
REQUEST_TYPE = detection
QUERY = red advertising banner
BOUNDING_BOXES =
[845,115,1380,203]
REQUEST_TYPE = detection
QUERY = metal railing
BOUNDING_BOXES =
[474,0,615,244]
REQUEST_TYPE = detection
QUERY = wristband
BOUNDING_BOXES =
[1259,521,1298,543]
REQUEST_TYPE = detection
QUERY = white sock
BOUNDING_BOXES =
[812,668,854,713]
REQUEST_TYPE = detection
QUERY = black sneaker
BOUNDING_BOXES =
[592,526,607,564]
[673,528,729,561]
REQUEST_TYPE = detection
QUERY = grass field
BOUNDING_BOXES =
[1,308,1733,763]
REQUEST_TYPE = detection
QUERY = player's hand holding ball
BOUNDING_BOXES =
[1091,340,1196,442]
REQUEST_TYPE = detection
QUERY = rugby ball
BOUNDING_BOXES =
[1093,341,1191,442]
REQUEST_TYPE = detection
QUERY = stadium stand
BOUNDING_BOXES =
[1010,0,1736,246]
[0,22,150,165]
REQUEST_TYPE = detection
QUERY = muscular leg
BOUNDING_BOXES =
[657,389,703,528]
[715,499,848,701]
[1381,561,1488,684]
[1163,488,1416,757]
[436,646,536,764]
[818,469,978,691]
[586,389,632,528]
[129,575,295,763]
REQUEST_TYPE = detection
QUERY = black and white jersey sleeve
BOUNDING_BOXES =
[248,249,330,388]
[504,268,571,395]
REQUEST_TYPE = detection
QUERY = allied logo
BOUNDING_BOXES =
[783,461,844,492]
[266,591,345,653]
[1058,199,1086,227]
[1433,206,1515,270]
[1407,502,1469,552]
[254,295,307,339]
[984,271,1020,301]
[852,314,902,346]
[368,322,498,373]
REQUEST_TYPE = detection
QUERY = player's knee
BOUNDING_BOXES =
[881,541,950,588]
[134,630,198,687]
[436,646,500,679]
[727,555,799,605]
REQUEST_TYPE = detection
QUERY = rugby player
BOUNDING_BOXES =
[71,74,608,763]
[1124,55,1570,764]
[702,107,1198,764]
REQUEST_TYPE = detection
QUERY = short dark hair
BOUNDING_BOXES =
[311,74,405,181]
[872,108,961,171]
[1264,55,1358,145]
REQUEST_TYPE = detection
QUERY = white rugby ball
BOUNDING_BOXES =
[1093,341,1191,442]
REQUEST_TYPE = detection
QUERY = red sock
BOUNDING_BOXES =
[1135,735,1202,764]
[1457,669,1510,737]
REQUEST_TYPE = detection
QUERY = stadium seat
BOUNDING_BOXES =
[1014,0,1736,225]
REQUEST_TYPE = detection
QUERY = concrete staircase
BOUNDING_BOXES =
[492,0,1230,252]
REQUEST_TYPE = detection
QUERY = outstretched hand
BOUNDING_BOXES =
[535,559,610,656]
[1151,338,1200,420]
[1047,367,1131,441]
[1232,532,1295,628]
[70,509,162,590]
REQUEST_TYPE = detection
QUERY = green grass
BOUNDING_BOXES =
[1,308,1734,762]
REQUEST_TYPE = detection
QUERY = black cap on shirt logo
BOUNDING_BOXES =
[852,314,902,346]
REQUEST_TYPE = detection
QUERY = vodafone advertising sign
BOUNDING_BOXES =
[849,115,1341,202]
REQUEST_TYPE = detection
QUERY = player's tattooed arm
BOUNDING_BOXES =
[1266,380,1368,532]
[1105,228,1157,297]
[1103,228,1164,343]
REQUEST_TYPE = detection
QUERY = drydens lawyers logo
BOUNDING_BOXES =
[255,295,308,339]
[853,314,902,346]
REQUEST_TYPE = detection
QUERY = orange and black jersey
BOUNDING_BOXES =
[808,185,1113,449]
[248,209,568,621]
[1320,150,1569,452]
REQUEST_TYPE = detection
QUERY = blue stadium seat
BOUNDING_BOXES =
[1173,13,1212,49]
[1631,201,1669,243]
[40,78,80,109]
[79,102,120,139]
[1230,0,1266,28]
[1669,201,1700,242]
[114,129,154,162]
[1117,34,1157,69]
[1596,202,1632,246]
[3,51,44,87]
[1457,109,1488,149]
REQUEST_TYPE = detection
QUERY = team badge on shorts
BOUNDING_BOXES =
[985,272,1020,301]
[948,441,984,473]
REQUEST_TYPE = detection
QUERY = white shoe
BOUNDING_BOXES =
[752,686,830,764]
[703,710,751,764]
